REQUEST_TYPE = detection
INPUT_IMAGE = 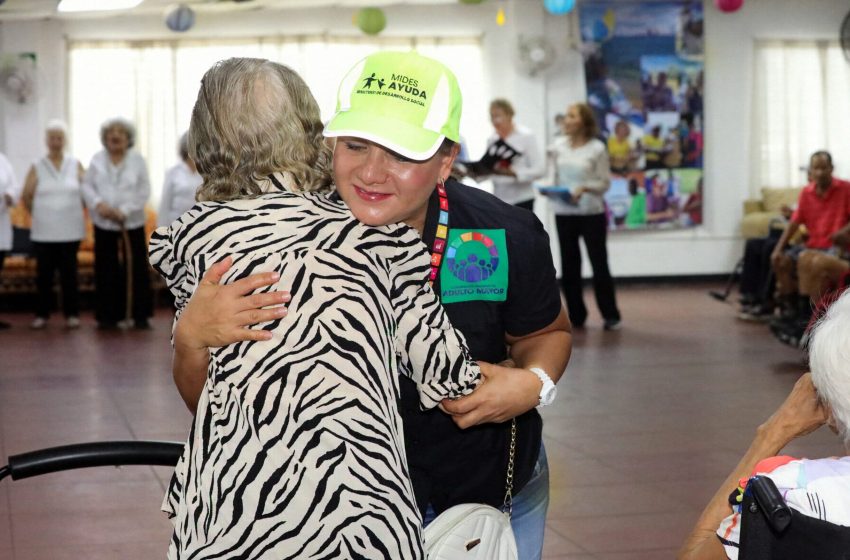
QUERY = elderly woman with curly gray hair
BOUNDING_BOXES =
[81,117,152,330]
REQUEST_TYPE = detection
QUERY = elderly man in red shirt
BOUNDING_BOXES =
[770,150,850,346]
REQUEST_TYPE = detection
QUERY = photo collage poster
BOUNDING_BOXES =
[579,1,704,231]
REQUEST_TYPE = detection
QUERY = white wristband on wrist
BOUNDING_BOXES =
[529,367,557,407]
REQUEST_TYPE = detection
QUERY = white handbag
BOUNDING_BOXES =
[423,503,518,560]
[423,419,519,560]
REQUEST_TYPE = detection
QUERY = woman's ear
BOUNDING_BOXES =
[439,143,461,181]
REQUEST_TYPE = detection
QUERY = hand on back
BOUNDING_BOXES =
[174,256,291,350]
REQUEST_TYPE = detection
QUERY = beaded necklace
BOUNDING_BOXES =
[428,181,449,286]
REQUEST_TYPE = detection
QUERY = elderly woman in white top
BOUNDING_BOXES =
[484,98,544,211]
[21,120,86,329]
[0,151,20,330]
[81,117,152,330]
[157,132,202,227]
[545,102,621,330]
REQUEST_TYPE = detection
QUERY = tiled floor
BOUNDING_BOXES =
[0,282,841,559]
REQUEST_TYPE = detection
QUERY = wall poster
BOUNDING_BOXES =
[579,1,704,231]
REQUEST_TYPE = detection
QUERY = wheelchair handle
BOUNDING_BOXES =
[0,440,184,481]
[750,475,793,533]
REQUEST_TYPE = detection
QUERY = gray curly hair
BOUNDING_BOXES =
[190,57,333,201]
[99,117,136,149]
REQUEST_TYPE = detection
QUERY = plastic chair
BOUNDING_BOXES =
[0,440,183,482]
[738,475,850,559]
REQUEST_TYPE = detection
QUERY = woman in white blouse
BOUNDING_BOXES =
[545,102,621,330]
[484,98,544,210]
[157,132,202,227]
[22,120,86,329]
[81,117,152,330]
[0,151,19,330]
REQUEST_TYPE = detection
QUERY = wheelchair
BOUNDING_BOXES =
[739,475,850,559]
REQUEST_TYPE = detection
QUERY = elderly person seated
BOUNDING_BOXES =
[679,288,850,559]
[769,151,850,346]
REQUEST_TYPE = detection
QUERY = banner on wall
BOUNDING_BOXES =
[579,1,704,231]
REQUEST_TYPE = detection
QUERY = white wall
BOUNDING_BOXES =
[1,0,848,276]
[0,19,64,185]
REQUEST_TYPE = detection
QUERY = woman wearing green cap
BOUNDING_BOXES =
[173,51,571,560]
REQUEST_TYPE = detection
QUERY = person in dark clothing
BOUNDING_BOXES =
[737,214,790,321]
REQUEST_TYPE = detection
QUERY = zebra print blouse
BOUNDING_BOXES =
[149,191,481,559]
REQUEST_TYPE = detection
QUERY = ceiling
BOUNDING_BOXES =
[0,0,460,22]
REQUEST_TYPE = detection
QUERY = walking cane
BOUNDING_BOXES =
[120,225,134,326]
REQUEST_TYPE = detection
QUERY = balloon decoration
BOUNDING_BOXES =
[165,4,195,32]
[591,19,608,41]
[543,0,575,15]
[496,6,505,26]
[714,0,744,13]
[589,8,616,42]
[356,7,387,36]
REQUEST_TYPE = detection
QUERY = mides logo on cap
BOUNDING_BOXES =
[324,51,461,160]
[359,72,427,106]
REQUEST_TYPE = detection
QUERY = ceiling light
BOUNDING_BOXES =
[57,0,144,13]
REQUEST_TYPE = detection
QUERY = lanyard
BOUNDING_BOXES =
[428,182,449,286]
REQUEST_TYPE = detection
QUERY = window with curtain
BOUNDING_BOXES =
[68,36,487,208]
[753,39,850,191]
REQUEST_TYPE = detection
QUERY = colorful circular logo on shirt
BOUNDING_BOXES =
[445,231,500,282]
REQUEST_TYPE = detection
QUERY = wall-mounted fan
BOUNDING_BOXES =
[841,10,850,63]
[516,36,557,78]
[0,55,38,105]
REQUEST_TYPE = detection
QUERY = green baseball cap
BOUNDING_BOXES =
[324,51,462,161]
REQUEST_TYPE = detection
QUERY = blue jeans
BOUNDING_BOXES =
[423,443,550,560]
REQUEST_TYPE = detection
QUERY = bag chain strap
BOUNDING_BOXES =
[501,417,517,518]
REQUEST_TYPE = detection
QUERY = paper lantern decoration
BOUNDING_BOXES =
[356,7,387,35]
[714,0,744,13]
[165,4,195,32]
[543,0,575,15]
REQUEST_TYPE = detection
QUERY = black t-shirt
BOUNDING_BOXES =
[399,178,562,514]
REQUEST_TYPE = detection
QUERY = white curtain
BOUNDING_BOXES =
[68,36,487,208]
[753,40,850,191]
